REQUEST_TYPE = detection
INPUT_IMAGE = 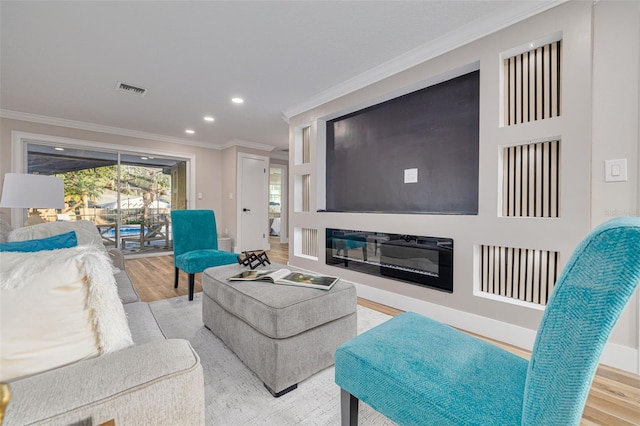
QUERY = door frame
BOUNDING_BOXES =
[236,152,269,252]
[9,131,196,226]
[269,163,288,244]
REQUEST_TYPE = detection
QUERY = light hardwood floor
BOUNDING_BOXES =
[125,240,640,426]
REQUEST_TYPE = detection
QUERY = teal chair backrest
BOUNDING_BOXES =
[171,210,219,257]
[523,217,640,424]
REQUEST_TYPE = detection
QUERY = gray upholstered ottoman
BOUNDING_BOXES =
[202,262,357,397]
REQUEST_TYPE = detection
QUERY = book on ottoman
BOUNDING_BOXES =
[228,268,339,290]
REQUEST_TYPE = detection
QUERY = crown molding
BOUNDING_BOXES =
[0,109,223,150]
[269,151,289,161]
[282,0,566,119]
[1,110,282,153]
[221,138,276,152]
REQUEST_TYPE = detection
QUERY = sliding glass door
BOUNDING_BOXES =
[117,156,173,252]
[26,142,188,255]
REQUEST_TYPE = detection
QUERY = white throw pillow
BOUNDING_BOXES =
[8,220,106,252]
[0,245,133,382]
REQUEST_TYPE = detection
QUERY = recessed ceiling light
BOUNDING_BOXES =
[231,97,244,104]
[185,129,195,134]
[204,116,215,122]
[54,147,64,151]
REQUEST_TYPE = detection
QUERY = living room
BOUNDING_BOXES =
[1,1,639,425]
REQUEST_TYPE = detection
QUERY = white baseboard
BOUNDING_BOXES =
[600,343,639,374]
[352,281,639,374]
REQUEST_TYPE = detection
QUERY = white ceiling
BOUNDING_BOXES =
[0,1,562,152]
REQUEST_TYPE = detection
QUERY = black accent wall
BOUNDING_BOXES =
[326,70,479,214]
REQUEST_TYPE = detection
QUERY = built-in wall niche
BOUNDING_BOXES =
[294,125,311,165]
[294,227,318,259]
[293,174,311,212]
[478,245,559,306]
[502,139,560,218]
[503,38,562,126]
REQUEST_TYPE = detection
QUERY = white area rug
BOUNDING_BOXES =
[149,293,396,425]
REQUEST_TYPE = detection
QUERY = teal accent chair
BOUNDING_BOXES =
[335,217,640,425]
[171,210,238,301]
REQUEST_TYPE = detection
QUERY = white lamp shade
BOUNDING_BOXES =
[0,173,65,209]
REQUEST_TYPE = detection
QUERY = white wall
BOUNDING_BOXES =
[592,0,640,228]
[591,0,640,359]
[288,1,640,372]
[0,117,227,229]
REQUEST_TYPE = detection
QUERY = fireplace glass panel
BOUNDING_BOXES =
[326,228,453,292]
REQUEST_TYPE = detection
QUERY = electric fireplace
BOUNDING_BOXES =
[326,228,453,292]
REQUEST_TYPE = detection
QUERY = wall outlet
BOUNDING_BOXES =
[605,159,627,182]
[404,168,418,183]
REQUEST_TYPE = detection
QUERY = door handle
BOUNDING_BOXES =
[243,208,251,212]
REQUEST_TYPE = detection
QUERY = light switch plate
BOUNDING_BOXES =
[605,159,627,182]
[404,168,418,183]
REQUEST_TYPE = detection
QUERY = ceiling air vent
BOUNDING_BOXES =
[116,82,148,97]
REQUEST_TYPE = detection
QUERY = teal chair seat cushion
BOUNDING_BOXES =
[335,312,528,426]
[175,249,238,274]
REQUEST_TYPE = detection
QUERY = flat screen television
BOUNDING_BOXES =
[325,70,479,214]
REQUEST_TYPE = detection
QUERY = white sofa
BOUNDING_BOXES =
[1,220,204,425]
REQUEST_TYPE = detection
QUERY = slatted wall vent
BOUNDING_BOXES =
[302,174,311,212]
[302,126,311,164]
[503,140,560,217]
[504,40,561,126]
[480,245,559,306]
[301,228,318,258]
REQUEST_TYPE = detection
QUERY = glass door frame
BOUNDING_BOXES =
[9,131,196,229]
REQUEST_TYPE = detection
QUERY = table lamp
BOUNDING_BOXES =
[0,173,65,226]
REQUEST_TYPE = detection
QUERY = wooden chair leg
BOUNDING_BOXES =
[341,389,359,426]
[174,267,179,289]
[188,273,195,301]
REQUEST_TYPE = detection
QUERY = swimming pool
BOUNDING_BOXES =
[103,225,147,238]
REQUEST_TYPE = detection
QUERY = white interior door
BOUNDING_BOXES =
[238,154,268,251]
